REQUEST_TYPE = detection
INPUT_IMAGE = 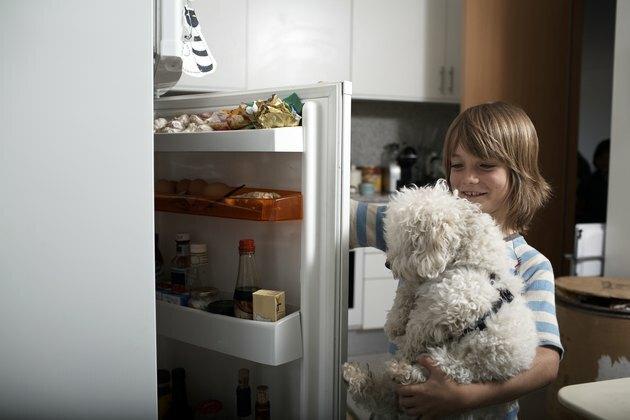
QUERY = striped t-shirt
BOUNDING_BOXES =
[349,200,564,355]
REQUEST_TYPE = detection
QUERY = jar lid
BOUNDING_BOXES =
[191,243,207,254]
[239,239,255,252]
[175,233,190,241]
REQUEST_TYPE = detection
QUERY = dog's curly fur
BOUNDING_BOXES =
[343,181,538,418]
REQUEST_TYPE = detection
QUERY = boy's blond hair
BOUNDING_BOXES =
[442,102,551,233]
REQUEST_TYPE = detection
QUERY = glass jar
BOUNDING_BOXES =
[361,166,382,193]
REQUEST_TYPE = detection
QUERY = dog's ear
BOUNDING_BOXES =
[384,184,462,280]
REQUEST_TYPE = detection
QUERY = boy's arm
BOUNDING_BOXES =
[349,199,388,251]
[396,347,560,418]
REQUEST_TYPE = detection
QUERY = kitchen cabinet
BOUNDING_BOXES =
[174,0,247,92]
[360,248,398,330]
[247,0,351,90]
[352,0,461,102]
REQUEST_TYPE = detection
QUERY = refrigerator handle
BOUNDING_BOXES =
[439,66,446,95]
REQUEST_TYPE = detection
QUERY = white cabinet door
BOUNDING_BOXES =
[352,0,446,101]
[363,278,399,329]
[174,0,247,92]
[444,0,462,101]
[247,0,351,90]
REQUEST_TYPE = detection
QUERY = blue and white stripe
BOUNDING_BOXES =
[507,236,564,355]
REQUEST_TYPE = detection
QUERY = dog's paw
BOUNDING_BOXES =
[342,362,371,393]
[387,359,427,385]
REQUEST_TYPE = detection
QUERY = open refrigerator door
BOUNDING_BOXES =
[154,82,351,419]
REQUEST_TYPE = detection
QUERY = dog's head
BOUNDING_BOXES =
[384,180,508,282]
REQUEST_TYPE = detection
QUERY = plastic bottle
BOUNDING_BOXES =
[233,239,260,319]
[190,242,210,289]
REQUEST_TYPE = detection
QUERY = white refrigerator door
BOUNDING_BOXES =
[154,82,351,419]
[0,1,156,419]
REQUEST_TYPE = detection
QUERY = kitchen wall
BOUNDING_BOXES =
[578,0,616,170]
[605,0,630,276]
[350,100,459,181]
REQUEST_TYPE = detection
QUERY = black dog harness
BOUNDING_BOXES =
[459,287,514,338]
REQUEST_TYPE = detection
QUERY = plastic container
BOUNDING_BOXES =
[155,188,302,221]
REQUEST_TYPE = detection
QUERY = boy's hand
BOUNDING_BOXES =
[395,356,469,419]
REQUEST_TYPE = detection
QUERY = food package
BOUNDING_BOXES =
[253,290,286,322]
[247,94,301,129]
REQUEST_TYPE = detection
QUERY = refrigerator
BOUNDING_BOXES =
[1,1,350,419]
[154,1,351,417]
[154,84,351,419]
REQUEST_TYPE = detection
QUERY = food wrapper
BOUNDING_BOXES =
[227,104,254,130]
[247,94,302,129]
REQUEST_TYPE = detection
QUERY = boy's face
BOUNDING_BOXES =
[449,145,510,223]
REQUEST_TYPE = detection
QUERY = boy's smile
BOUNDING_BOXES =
[449,145,510,222]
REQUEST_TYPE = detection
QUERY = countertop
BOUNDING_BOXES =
[558,377,630,419]
[351,193,392,204]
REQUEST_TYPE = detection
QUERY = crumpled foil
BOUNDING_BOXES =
[247,94,301,129]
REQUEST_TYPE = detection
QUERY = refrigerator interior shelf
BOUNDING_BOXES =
[154,126,304,152]
[155,188,303,221]
[156,300,303,366]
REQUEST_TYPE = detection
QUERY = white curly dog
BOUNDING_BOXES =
[343,181,538,418]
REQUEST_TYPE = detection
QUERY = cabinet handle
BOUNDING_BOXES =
[448,66,454,94]
[439,66,445,94]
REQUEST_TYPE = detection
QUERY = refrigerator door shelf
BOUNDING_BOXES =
[154,126,303,152]
[156,300,302,366]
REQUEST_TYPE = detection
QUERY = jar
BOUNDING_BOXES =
[188,287,219,311]
[361,166,382,193]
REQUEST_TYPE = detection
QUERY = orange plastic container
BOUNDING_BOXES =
[155,188,303,221]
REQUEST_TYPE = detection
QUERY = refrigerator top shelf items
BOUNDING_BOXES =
[156,300,303,366]
[154,126,304,152]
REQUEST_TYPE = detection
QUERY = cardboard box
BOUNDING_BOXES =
[253,289,286,322]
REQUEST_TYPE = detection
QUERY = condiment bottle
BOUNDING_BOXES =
[254,385,270,420]
[170,233,191,293]
[233,239,260,319]
[167,368,193,420]
[236,368,252,419]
